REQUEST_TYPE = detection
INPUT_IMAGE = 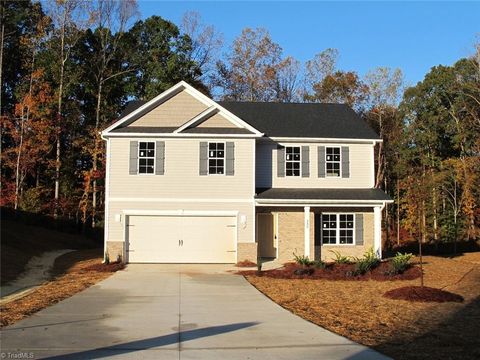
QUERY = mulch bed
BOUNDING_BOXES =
[384,286,464,303]
[245,255,480,360]
[235,260,257,267]
[237,261,421,281]
[84,261,126,272]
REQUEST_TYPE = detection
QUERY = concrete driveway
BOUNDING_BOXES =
[1,264,389,359]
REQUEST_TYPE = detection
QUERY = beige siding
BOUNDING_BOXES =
[109,138,254,199]
[106,201,254,246]
[270,142,375,188]
[197,113,238,128]
[256,143,274,188]
[128,90,207,127]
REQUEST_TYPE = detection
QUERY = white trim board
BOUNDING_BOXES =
[122,209,239,217]
[109,197,254,203]
[269,137,382,144]
[103,132,263,139]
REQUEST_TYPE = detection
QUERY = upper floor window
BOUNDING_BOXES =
[138,142,155,174]
[285,146,301,176]
[326,147,341,177]
[208,142,225,175]
[322,213,354,245]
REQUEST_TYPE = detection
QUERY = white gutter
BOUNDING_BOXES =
[102,132,264,138]
[269,137,383,144]
[255,199,393,205]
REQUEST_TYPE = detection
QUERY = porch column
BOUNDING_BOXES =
[304,206,310,258]
[374,206,382,258]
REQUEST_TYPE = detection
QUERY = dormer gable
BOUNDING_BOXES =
[102,81,263,137]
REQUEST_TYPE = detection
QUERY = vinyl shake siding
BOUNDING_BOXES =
[127,90,208,127]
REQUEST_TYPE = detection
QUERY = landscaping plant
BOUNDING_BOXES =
[293,253,315,267]
[329,250,352,264]
[314,259,327,269]
[390,252,413,274]
[354,247,380,275]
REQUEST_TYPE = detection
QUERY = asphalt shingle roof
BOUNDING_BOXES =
[255,188,392,201]
[218,102,380,139]
[113,99,380,140]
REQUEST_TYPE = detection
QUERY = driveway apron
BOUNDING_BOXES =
[1,264,390,359]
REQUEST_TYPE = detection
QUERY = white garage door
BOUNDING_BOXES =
[126,215,237,263]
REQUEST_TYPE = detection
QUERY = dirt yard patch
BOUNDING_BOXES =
[1,219,97,285]
[245,255,480,360]
[0,249,122,327]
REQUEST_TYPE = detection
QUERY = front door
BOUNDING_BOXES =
[257,213,276,258]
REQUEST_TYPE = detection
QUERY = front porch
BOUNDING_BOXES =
[255,207,381,263]
[253,188,392,264]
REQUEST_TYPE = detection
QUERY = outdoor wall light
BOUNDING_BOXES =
[239,214,247,229]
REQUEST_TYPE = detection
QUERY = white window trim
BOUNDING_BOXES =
[137,141,156,175]
[207,141,226,176]
[285,146,302,177]
[321,213,355,246]
[325,146,342,178]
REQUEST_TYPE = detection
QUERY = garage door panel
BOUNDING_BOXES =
[127,214,236,263]
[127,216,181,263]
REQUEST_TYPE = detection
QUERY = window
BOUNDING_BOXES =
[326,147,341,177]
[138,142,155,174]
[208,142,225,174]
[285,146,301,176]
[321,213,354,245]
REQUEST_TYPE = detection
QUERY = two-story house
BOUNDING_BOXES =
[101,81,392,264]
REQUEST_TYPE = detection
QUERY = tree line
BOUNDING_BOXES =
[1,0,478,247]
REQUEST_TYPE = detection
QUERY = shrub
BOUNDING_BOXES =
[329,250,352,264]
[353,247,380,275]
[104,251,110,265]
[293,253,314,267]
[314,259,327,269]
[390,252,413,274]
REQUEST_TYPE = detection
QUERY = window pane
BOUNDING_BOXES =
[147,142,155,149]
[139,142,147,150]
[217,143,224,150]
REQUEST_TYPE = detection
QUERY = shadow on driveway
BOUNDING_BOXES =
[44,322,259,359]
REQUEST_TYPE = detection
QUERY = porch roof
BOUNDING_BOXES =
[255,188,392,203]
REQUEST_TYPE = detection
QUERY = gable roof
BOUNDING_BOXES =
[218,102,380,140]
[103,81,380,141]
[102,81,263,137]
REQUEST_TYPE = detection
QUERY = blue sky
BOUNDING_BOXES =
[138,1,479,87]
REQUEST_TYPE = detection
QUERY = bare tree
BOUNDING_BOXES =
[274,56,301,102]
[364,67,403,188]
[46,0,89,217]
[213,27,285,101]
[303,48,339,97]
[181,11,223,83]
[87,0,138,227]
